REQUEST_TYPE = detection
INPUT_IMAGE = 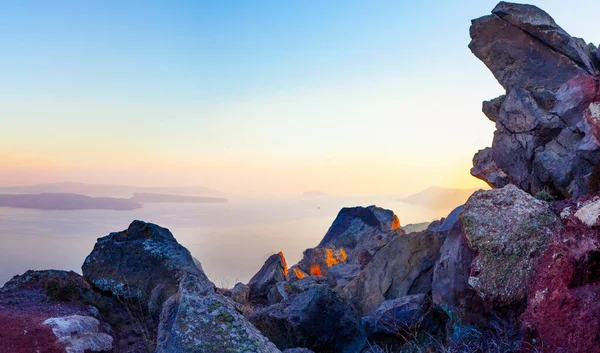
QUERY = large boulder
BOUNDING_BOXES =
[491,2,597,74]
[156,275,281,353]
[249,282,365,353]
[248,252,288,305]
[470,2,600,199]
[294,205,402,280]
[461,185,561,309]
[82,220,213,317]
[343,226,445,315]
[469,9,587,93]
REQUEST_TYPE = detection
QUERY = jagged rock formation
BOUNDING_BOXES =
[343,224,445,315]
[470,1,600,199]
[296,206,402,275]
[247,252,289,305]
[82,220,213,318]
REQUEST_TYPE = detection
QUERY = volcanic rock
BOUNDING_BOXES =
[249,282,365,353]
[363,294,444,345]
[248,252,289,305]
[156,274,280,353]
[294,206,402,281]
[522,202,600,353]
[343,227,445,315]
[82,220,213,317]
[470,2,600,198]
[0,270,135,353]
[432,206,484,323]
[43,315,113,353]
[461,185,561,309]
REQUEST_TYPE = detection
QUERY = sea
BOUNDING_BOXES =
[0,196,455,287]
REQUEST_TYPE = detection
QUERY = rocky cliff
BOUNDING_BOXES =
[470,1,600,199]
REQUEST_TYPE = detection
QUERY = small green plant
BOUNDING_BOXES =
[534,187,555,201]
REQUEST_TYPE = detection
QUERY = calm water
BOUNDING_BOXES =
[0,196,453,287]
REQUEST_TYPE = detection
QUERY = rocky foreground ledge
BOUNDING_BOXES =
[4,2,600,353]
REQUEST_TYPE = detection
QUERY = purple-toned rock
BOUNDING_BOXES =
[491,2,597,74]
[470,3,600,199]
[432,206,484,323]
[469,13,586,93]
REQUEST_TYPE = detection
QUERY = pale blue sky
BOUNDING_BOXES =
[1,1,599,195]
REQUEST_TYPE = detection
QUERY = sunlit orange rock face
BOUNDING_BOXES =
[391,215,400,230]
[278,251,289,277]
[340,248,347,262]
[325,248,341,267]
[310,265,322,277]
[293,267,306,279]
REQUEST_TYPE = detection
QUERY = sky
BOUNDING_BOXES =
[1,0,599,197]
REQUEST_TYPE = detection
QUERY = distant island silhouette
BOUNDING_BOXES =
[0,192,228,211]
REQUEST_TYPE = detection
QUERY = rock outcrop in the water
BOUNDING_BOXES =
[470,1,600,199]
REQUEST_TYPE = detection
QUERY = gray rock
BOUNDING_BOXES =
[326,264,363,288]
[43,315,113,353]
[231,282,250,305]
[343,229,445,315]
[156,275,281,353]
[461,185,561,307]
[248,252,288,305]
[363,294,443,343]
[82,220,213,317]
[294,206,403,281]
[250,284,365,353]
[283,349,314,353]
